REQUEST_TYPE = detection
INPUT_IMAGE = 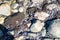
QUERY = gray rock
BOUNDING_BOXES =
[47,19,60,38]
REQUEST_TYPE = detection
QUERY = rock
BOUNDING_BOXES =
[32,0,44,4]
[0,3,11,16]
[7,31,14,35]
[43,38,53,40]
[46,0,57,3]
[34,11,49,21]
[27,22,31,28]
[11,3,19,9]
[0,17,5,24]
[47,19,60,38]
[30,20,44,32]
[11,9,18,13]
[0,30,3,37]
[19,7,24,13]
[41,27,46,37]
[55,39,60,40]
[28,33,37,38]
[46,4,57,10]
[14,36,24,40]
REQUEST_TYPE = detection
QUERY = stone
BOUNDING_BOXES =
[11,3,19,9]
[46,4,57,10]
[0,3,11,16]
[0,17,5,24]
[30,20,44,32]
[34,11,49,21]
[27,22,31,28]
[28,33,37,38]
[32,0,44,4]
[41,27,46,37]
[47,19,60,38]
[19,7,24,13]
[14,36,24,40]
[11,9,18,13]
[7,31,14,35]
[0,30,3,37]
[43,38,53,40]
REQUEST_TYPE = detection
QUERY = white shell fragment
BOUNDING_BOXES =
[0,3,11,16]
[47,19,60,38]
[30,20,44,32]
[46,4,57,10]
[34,11,49,21]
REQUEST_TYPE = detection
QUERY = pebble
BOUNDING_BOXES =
[0,3,11,16]
[27,22,31,28]
[30,20,44,32]
[28,33,37,38]
[14,36,24,40]
[11,9,18,13]
[11,3,19,9]
[46,4,58,10]
[32,0,44,4]
[19,7,24,13]
[43,38,53,40]
[47,19,60,38]
[7,31,14,35]
[34,11,49,21]
[0,17,5,24]
[41,27,46,37]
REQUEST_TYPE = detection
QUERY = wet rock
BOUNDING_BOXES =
[0,3,11,16]
[30,20,44,32]
[47,19,60,38]
[34,11,49,21]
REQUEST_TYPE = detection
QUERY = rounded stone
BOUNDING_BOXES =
[30,20,44,32]
[47,19,60,38]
